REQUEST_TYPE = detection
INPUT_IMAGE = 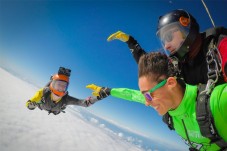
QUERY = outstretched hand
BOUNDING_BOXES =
[86,84,111,100]
[86,84,102,97]
[107,31,129,42]
[26,100,38,110]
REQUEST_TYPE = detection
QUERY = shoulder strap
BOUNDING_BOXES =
[204,27,227,50]
[196,84,227,149]
[162,113,174,130]
[205,27,227,39]
[204,27,224,88]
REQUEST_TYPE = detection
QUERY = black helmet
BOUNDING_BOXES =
[156,9,199,60]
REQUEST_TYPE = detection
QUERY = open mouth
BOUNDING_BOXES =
[152,105,159,110]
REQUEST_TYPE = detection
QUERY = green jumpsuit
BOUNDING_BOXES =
[110,84,227,150]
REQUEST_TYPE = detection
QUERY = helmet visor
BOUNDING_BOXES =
[51,80,68,92]
[157,22,189,56]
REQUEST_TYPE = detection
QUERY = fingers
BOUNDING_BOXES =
[86,84,95,89]
[107,31,121,41]
[86,84,99,91]
[86,84,101,97]
[92,91,100,97]
[107,31,129,42]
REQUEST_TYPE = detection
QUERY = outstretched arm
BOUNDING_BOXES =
[107,31,147,64]
[66,95,101,107]
[66,85,111,107]
[26,88,43,110]
[86,84,145,104]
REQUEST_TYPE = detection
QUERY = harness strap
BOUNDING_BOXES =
[205,27,227,39]
[196,84,227,148]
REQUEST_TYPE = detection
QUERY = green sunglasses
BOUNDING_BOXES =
[143,79,167,101]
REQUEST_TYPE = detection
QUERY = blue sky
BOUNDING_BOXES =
[1,0,227,149]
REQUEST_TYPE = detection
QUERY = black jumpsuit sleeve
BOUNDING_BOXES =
[65,95,99,107]
[126,36,147,64]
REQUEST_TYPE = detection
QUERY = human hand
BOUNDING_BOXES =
[86,84,110,99]
[26,100,37,110]
[107,31,129,42]
[86,84,102,96]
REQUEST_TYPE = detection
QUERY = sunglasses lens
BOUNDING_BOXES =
[144,93,152,101]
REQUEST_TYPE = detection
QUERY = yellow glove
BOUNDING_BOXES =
[107,31,129,42]
[86,84,102,97]
[86,84,111,100]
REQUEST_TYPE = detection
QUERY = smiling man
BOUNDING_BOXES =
[138,52,227,150]
[88,52,227,150]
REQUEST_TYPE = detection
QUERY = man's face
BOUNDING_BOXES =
[162,27,185,54]
[52,80,68,92]
[138,76,172,115]
[157,22,189,56]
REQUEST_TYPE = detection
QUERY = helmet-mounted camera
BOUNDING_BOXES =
[58,67,71,77]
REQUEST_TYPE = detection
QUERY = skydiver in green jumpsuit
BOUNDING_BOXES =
[87,52,227,151]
